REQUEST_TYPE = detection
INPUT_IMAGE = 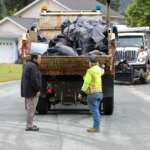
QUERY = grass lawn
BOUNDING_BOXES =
[0,64,22,82]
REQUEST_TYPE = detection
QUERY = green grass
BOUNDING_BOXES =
[0,64,22,82]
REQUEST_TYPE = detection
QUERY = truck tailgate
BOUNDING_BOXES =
[40,56,113,76]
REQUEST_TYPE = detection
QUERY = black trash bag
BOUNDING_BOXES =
[54,16,108,55]
[87,50,106,56]
[47,43,78,56]
[96,40,107,53]
[49,34,69,48]
[76,48,82,55]
[61,19,72,34]
[95,30,108,53]
[70,17,106,53]
[74,27,89,51]
[55,43,78,56]
[38,35,47,42]
[47,47,58,53]
[63,24,76,41]
[49,40,56,47]
[78,38,96,54]
[75,16,106,45]
[55,35,68,46]
[91,25,105,44]
[77,27,90,40]
[72,26,95,53]
[53,35,66,43]
[65,26,87,49]
[43,50,60,56]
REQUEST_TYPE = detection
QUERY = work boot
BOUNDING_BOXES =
[25,126,39,131]
[86,128,99,133]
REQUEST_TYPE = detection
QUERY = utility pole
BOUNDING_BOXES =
[106,0,111,54]
[106,0,111,30]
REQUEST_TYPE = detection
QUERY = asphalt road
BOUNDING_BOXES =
[0,81,150,150]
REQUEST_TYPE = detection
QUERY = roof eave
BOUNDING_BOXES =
[14,0,40,16]
[14,0,72,17]
[0,17,27,31]
[54,0,71,10]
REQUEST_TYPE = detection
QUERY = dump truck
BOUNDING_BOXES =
[115,27,150,83]
[34,8,116,115]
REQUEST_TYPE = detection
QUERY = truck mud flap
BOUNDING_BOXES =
[101,97,114,115]
[102,75,114,98]
[101,75,114,115]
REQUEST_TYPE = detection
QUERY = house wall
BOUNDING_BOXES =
[18,0,66,18]
[0,21,25,63]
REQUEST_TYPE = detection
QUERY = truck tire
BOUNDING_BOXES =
[139,68,150,84]
[139,77,146,84]
[101,97,114,115]
[36,97,49,114]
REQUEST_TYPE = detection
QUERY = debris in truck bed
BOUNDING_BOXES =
[31,42,48,54]
[62,16,107,54]
[87,50,106,56]
[41,16,108,56]
[47,43,78,56]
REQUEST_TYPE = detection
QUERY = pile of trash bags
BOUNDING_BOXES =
[44,16,109,56]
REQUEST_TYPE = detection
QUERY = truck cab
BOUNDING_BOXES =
[115,27,150,83]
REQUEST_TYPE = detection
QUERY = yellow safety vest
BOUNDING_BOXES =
[81,65,104,94]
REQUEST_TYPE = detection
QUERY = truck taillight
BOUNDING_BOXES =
[47,88,52,94]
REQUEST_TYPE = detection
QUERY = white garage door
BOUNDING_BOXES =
[0,39,18,63]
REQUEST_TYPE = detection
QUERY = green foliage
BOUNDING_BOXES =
[125,0,150,26]
[0,0,7,19]
[110,0,120,11]
[98,0,120,11]
[0,0,34,19]
[99,0,106,3]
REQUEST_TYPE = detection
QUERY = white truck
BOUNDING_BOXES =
[115,27,150,83]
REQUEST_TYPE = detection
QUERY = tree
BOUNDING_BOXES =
[0,0,34,19]
[0,0,7,19]
[110,0,120,11]
[98,0,120,11]
[5,0,34,15]
[125,0,150,26]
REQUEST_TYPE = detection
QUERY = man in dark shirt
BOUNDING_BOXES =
[21,53,42,131]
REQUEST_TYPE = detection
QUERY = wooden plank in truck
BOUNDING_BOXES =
[38,11,103,39]
[39,11,102,30]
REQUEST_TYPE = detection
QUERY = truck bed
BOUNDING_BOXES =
[40,55,113,76]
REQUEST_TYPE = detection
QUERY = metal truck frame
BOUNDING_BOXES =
[34,1,115,115]
[36,56,114,115]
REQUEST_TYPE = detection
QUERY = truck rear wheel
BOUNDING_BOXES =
[101,97,114,115]
[36,97,49,114]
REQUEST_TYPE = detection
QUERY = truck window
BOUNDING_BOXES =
[117,36,144,47]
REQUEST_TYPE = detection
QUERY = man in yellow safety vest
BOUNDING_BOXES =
[78,55,104,133]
